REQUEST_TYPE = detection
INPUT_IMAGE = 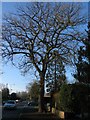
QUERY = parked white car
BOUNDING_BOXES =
[4,100,17,109]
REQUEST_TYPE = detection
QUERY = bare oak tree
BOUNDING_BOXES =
[2,2,86,112]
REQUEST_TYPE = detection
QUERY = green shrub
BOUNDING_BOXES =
[59,83,73,112]
[58,83,89,113]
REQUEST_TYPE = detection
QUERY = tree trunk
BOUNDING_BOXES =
[39,74,45,112]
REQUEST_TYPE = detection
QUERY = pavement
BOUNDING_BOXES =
[19,113,61,120]
[19,105,61,120]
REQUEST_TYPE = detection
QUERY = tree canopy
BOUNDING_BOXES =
[2,2,86,112]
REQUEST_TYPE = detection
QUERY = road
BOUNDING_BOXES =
[1,101,61,120]
[1,101,30,120]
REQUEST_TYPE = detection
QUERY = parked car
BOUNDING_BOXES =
[28,101,38,107]
[4,100,17,109]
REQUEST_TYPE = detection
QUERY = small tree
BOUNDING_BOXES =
[10,92,17,100]
[2,88,10,101]
[17,91,28,101]
[26,81,40,102]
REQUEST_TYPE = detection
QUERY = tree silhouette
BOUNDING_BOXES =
[2,88,10,101]
[10,92,17,100]
[2,3,86,112]
[74,22,90,83]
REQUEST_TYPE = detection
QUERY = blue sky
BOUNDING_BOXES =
[1,0,90,2]
[1,2,88,93]
[1,2,32,93]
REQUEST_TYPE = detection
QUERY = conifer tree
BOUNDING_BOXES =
[74,22,90,83]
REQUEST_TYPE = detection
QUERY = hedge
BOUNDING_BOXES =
[56,83,90,113]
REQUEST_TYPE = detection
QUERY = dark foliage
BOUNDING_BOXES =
[74,22,90,83]
[59,83,89,113]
